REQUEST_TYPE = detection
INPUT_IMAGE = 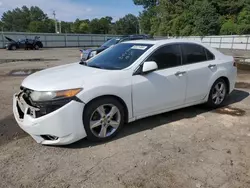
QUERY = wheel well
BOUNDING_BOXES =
[84,95,129,123]
[219,76,230,94]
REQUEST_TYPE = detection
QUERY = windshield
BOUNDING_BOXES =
[101,38,120,47]
[87,43,153,70]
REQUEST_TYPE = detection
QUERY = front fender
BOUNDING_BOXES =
[77,85,133,120]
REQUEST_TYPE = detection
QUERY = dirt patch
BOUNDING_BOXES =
[236,82,250,89]
[8,69,43,76]
[214,106,246,116]
[0,115,28,146]
[0,58,58,64]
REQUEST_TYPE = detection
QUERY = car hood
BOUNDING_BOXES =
[22,63,110,91]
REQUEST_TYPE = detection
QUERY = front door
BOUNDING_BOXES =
[132,44,187,118]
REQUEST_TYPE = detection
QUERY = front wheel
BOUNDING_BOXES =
[83,97,125,141]
[207,78,227,108]
[11,45,17,50]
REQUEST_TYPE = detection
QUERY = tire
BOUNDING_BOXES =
[11,45,17,50]
[34,44,39,50]
[207,78,227,108]
[83,97,125,142]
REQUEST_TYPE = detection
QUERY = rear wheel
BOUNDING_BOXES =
[11,45,17,50]
[34,44,39,50]
[207,78,227,108]
[83,97,124,141]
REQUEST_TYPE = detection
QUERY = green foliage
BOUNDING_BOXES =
[136,0,250,36]
[220,19,238,35]
[238,8,250,24]
[1,6,47,32]
[133,0,158,9]
[191,1,220,36]
[4,1,250,36]
[114,14,138,35]
[79,22,89,33]
[0,6,135,34]
[0,21,3,30]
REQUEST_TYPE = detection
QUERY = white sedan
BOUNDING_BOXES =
[13,39,237,145]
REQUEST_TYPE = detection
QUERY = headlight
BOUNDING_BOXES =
[89,51,97,58]
[30,88,82,102]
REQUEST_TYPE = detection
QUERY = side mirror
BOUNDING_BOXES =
[142,61,158,74]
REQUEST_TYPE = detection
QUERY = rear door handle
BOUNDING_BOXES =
[208,64,217,69]
[175,71,186,77]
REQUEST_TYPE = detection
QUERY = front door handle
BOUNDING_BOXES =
[175,71,186,77]
[208,64,217,69]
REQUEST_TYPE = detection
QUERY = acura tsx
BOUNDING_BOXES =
[13,39,237,145]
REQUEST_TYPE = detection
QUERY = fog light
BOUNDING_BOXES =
[41,135,59,141]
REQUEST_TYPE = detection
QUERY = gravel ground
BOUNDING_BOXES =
[0,48,250,188]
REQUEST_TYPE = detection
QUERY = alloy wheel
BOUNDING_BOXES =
[212,82,226,105]
[89,104,121,138]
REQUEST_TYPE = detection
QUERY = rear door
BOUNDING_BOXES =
[180,43,217,104]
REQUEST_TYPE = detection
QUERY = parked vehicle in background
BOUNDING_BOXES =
[13,39,237,145]
[80,34,152,61]
[5,36,43,50]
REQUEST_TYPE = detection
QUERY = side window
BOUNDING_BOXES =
[181,44,207,65]
[205,49,215,60]
[146,44,181,70]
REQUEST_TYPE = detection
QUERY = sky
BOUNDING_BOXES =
[0,0,143,21]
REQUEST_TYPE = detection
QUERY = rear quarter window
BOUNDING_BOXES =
[205,49,215,60]
[181,43,208,65]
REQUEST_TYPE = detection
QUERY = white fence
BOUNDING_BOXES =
[1,32,250,50]
[0,32,120,49]
[155,35,250,50]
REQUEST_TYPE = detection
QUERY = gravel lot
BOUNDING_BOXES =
[0,48,250,188]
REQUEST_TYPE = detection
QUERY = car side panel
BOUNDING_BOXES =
[183,60,217,104]
[205,59,236,100]
[77,74,133,122]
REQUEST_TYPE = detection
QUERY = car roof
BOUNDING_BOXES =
[123,39,205,46]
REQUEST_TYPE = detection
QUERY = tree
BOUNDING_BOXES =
[134,0,250,36]
[192,1,220,36]
[1,6,48,32]
[237,8,250,24]
[29,6,47,21]
[139,8,155,34]
[89,17,112,34]
[44,19,56,33]
[79,22,89,33]
[114,14,138,35]
[61,21,73,33]
[0,21,3,30]
[28,21,45,32]
[133,0,158,9]
[220,19,238,35]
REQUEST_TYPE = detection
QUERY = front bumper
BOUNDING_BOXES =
[13,94,87,145]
